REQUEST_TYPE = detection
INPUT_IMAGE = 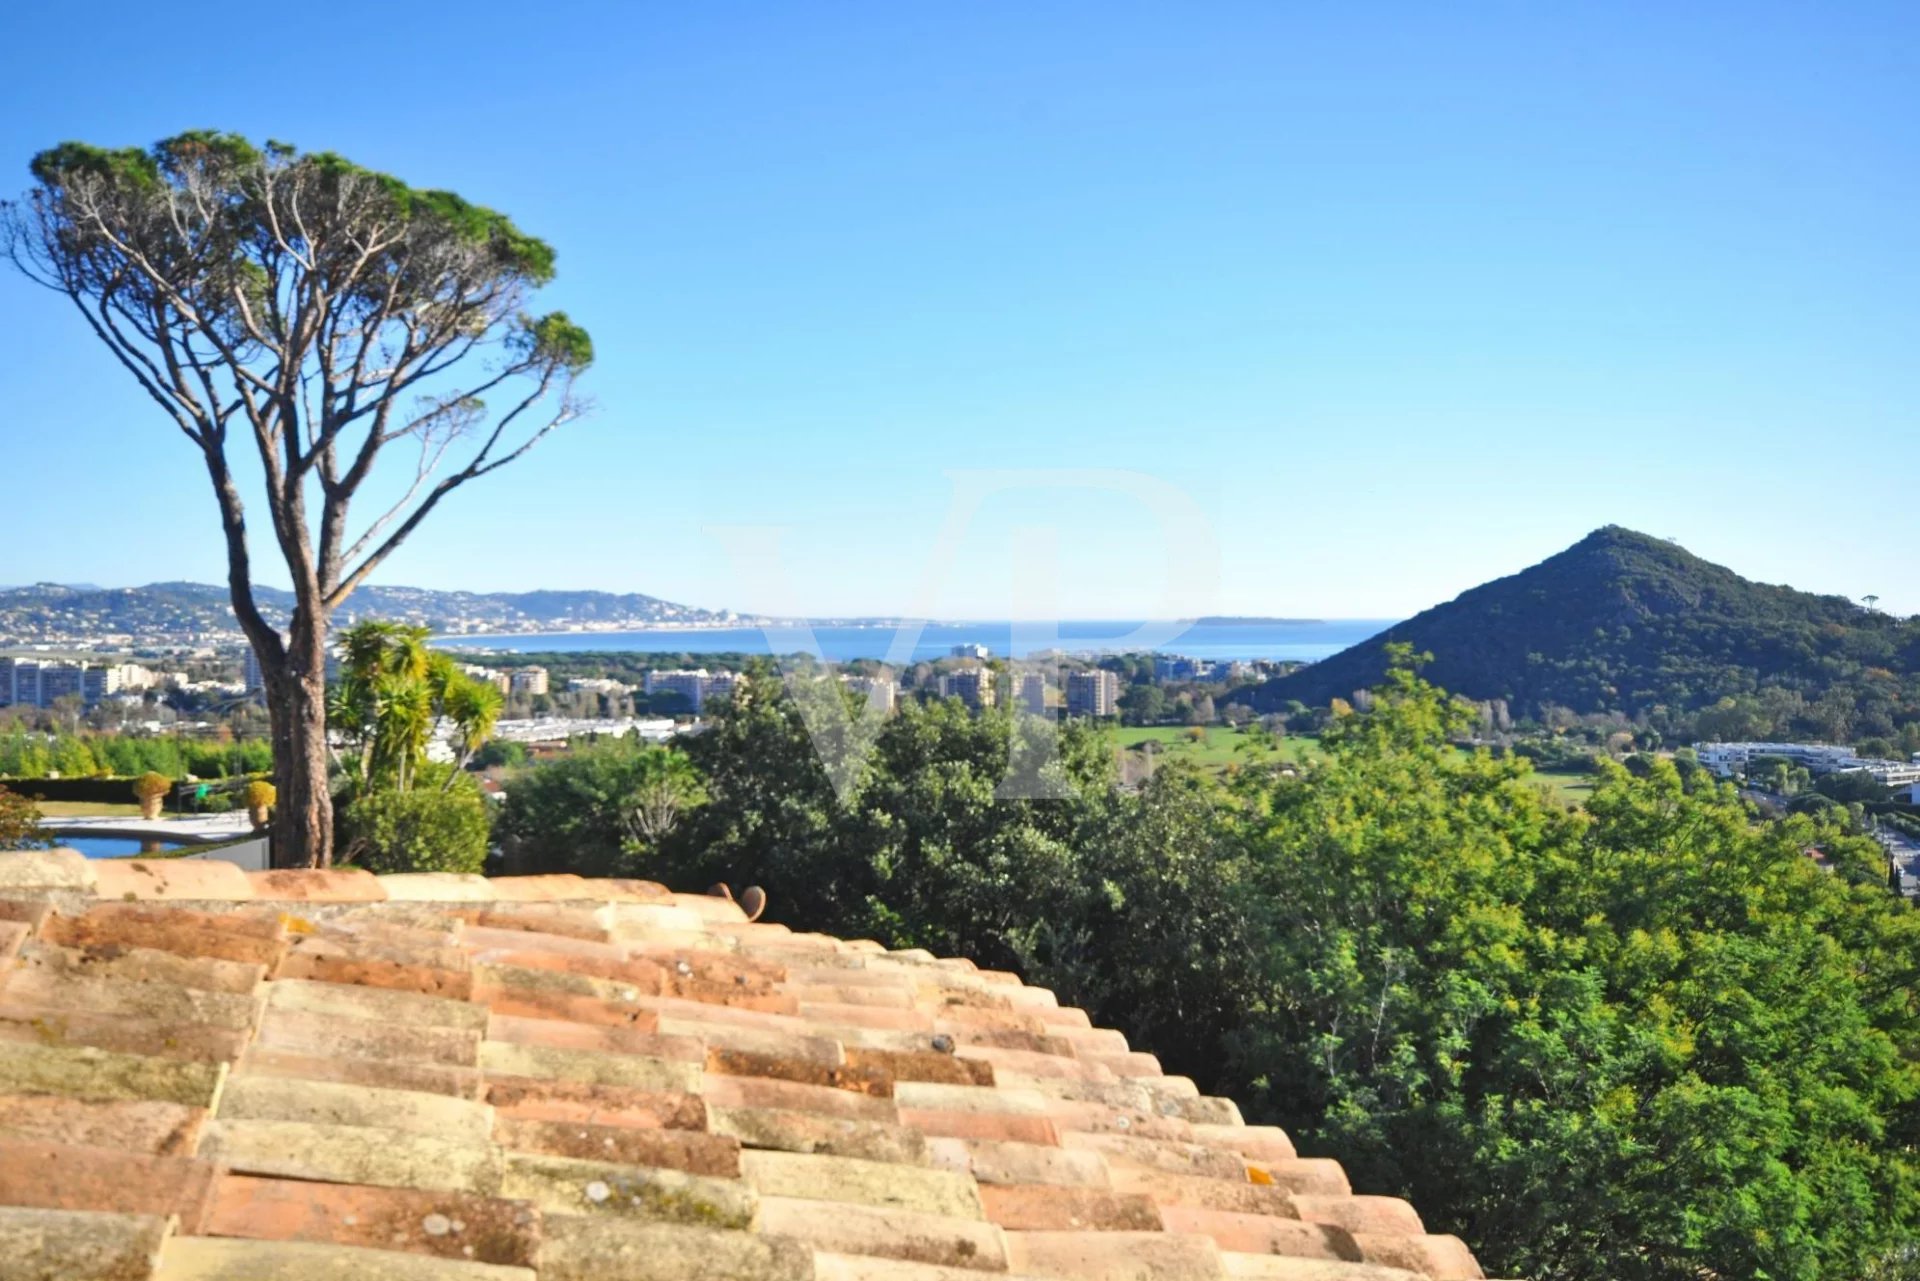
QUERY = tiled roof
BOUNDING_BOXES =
[0,849,1491,1281]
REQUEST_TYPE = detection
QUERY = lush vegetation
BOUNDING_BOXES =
[0,786,47,850]
[496,736,706,877]
[1110,724,1321,771]
[0,728,272,780]
[327,623,498,873]
[336,764,489,874]
[5,130,594,864]
[497,654,1918,1279]
[1256,526,1920,749]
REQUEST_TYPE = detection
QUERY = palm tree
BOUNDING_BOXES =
[331,621,499,794]
[439,666,505,787]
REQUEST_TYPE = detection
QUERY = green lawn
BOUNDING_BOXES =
[1111,725,1321,772]
[31,799,145,818]
[1531,768,1597,807]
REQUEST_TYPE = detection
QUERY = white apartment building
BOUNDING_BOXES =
[644,668,741,714]
[1015,672,1048,715]
[1695,741,1920,789]
[841,674,898,714]
[0,655,154,708]
[566,677,633,696]
[509,666,551,696]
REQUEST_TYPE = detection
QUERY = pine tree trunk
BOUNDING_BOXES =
[265,613,333,868]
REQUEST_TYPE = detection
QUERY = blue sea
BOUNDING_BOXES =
[436,619,1394,664]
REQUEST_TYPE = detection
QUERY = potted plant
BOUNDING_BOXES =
[132,772,171,821]
[245,780,277,830]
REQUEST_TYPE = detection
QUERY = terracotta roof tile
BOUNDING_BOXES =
[0,853,1488,1279]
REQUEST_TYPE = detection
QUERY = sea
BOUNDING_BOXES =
[434,619,1394,665]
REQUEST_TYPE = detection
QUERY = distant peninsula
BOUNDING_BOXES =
[1192,616,1325,627]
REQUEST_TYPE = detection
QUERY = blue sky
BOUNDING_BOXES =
[1,3,1915,618]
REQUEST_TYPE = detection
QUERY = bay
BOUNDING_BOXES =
[435,618,1394,664]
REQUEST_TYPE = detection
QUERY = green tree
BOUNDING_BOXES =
[330,622,500,793]
[3,133,593,866]
[1119,682,1167,726]
[1222,648,1920,1280]
[497,736,706,878]
[336,763,489,874]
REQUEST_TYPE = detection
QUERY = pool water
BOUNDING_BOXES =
[54,835,188,859]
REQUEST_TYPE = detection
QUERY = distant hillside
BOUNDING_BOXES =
[0,581,742,644]
[1250,527,1920,738]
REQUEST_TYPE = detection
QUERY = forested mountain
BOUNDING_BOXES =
[1252,526,1920,742]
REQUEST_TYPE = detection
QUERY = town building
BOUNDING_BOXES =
[949,643,992,660]
[1066,668,1119,718]
[1695,741,1920,790]
[566,677,633,696]
[1015,672,1048,715]
[0,655,155,708]
[1154,655,1201,683]
[100,663,160,693]
[841,673,898,714]
[703,670,742,708]
[937,667,996,713]
[509,666,550,696]
[644,668,740,714]
[0,657,43,708]
[461,664,513,695]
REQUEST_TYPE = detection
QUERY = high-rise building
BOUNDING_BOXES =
[509,666,551,696]
[1015,672,1048,715]
[0,656,152,708]
[645,668,739,713]
[1154,655,1200,683]
[1066,669,1119,718]
[842,674,898,714]
[702,670,742,709]
[938,667,996,713]
[101,664,159,694]
[0,658,43,708]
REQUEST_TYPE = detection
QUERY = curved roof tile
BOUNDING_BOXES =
[0,850,1495,1281]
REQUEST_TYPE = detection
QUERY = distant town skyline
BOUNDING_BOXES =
[2,4,1915,617]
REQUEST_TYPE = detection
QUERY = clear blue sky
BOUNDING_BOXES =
[2,3,1915,618]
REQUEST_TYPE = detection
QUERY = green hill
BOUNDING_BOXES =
[1250,527,1920,742]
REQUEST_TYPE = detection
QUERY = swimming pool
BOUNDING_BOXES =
[51,835,188,859]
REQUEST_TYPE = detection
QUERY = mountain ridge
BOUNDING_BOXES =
[0,580,742,644]
[1251,526,1920,732]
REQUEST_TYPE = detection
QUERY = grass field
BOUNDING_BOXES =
[1530,768,1597,807]
[1111,725,1322,772]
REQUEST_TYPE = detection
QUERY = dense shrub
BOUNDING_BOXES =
[496,737,704,878]
[0,785,47,850]
[336,766,490,874]
[660,662,1920,1281]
